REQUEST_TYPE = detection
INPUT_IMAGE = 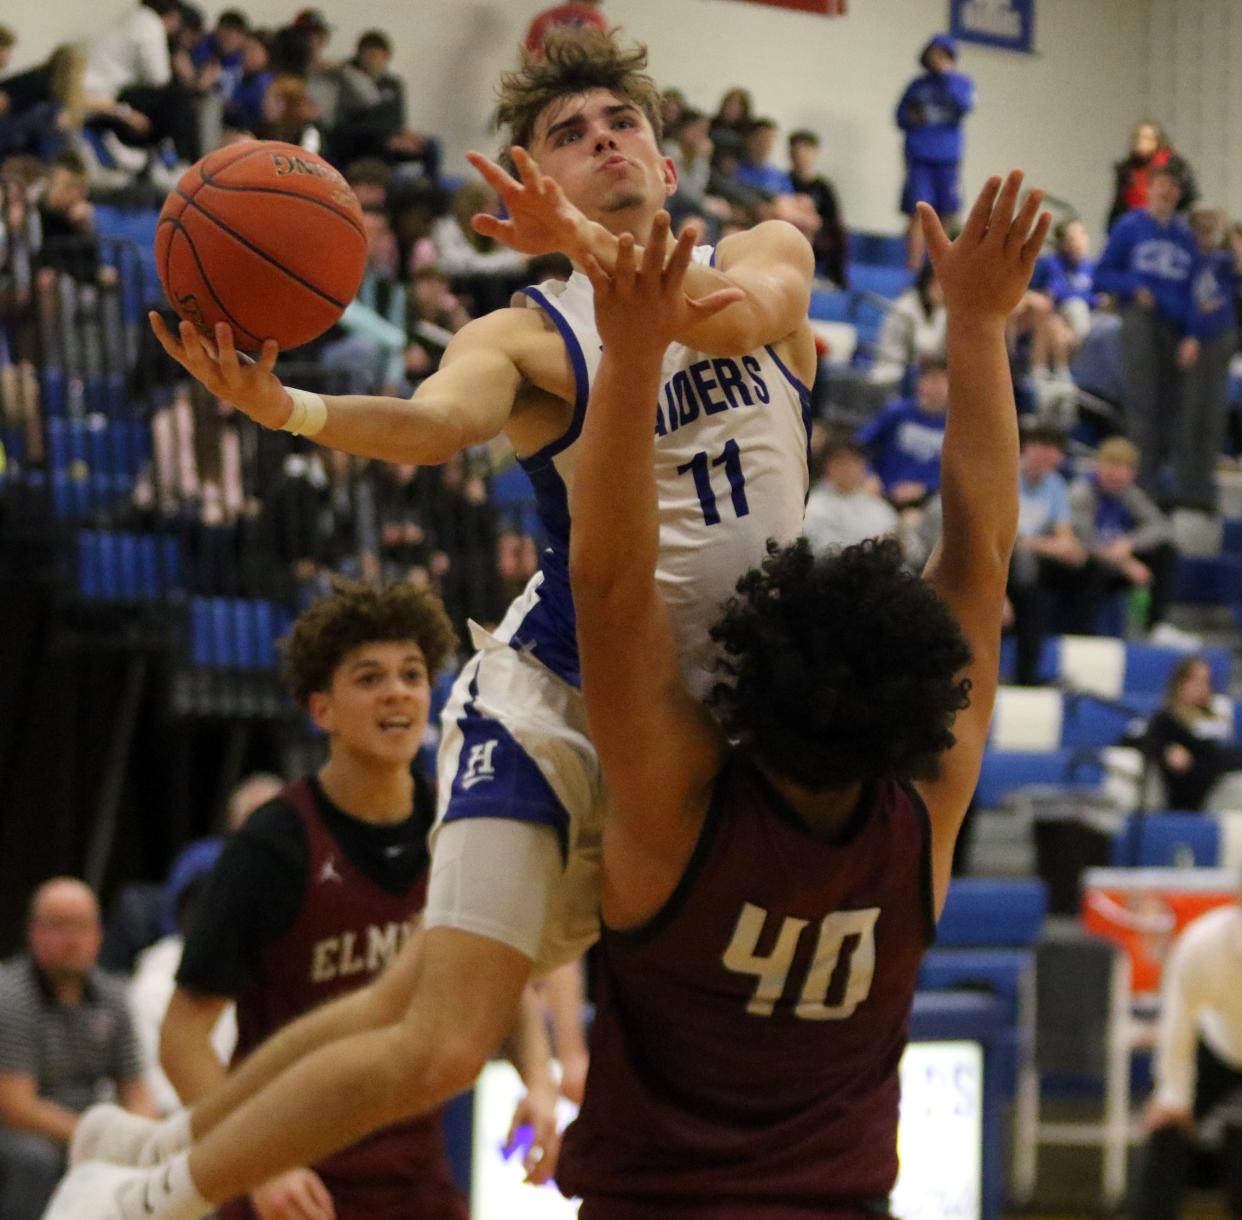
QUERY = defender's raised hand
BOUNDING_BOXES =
[917,171,1051,323]
[149,315,291,429]
[580,212,743,357]
[466,146,596,261]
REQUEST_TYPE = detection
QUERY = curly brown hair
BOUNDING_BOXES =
[280,578,458,706]
[493,26,662,165]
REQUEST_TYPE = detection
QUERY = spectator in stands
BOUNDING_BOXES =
[222,27,271,135]
[665,108,718,224]
[334,30,438,178]
[0,43,86,163]
[525,0,608,56]
[896,34,973,268]
[1136,892,1242,1220]
[735,117,790,196]
[1028,217,1101,378]
[857,357,948,508]
[1069,437,1180,636]
[1136,657,1242,816]
[431,181,527,278]
[803,434,899,554]
[0,25,12,75]
[709,86,752,148]
[84,0,200,165]
[1177,206,1242,514]
[343,156,391,210]
[659,86,686,131]
[1095,165,1196,500]
[1008,422,1092,685]
[493,528,540,614]
[1108,119,1197,232]
[788,129,847,287]
[190,10,248,102]
[292,8,338,135]
[128,774,281,1118]
[870,260,947,390]
[0,878,155,1218]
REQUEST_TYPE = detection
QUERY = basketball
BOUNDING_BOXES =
[155,141,367,352]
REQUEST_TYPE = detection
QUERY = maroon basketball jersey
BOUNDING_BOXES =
[556,754,935,1215]
[222,779,464,1220]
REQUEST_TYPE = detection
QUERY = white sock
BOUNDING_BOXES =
[117,1152,212,1220]
[140,1110,194,1167]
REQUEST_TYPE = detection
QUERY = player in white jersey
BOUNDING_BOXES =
[45,29,814,1220]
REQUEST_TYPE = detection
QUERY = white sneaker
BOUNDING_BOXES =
[41,1159,209,1220]
[1150,622,1203,651]
[71,1105,191,1168]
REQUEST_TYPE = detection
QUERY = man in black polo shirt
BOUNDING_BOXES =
[0,878,154,1217]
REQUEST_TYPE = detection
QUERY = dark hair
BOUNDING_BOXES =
[746,117,778,135]
[914,259,938,317]
[142,0,182,16]
[344,156,392,188]
[823,434,866,463]
[788,128,819,150]
[51,148,88,177]
[1162,655,1212,709]
[493,27,661,165]
[918,355,949,375]
[1149,164,1184,189]
[0,25,16,49]
[217,9,249,32]
[357,29,392,56]
[178,3,205,34]
[707,538,973,789]
[1021,420,1069,450]
[280,578,458,706]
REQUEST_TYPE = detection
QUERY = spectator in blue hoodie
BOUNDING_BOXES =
[1175,206,1242,512]
[856,357,948,508]
[896,34,974,268]
[1094,165,1197,498]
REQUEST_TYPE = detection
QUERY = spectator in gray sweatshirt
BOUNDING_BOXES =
[1070,436,1179,633]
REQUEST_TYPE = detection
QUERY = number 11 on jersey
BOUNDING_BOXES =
[679,439,750,526]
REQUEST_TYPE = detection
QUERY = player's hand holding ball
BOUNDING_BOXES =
[148,140,368,429]
[580,212,743,358]
[916,170,1051,325]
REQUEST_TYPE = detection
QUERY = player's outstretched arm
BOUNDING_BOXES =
[148,308,558,465]
[914,172,1050,911]
[569,216,737,882]
[469,148,813,356]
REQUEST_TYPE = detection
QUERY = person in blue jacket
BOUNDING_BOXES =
[1093,165,1197,499]
[896,34,974,269]
[1176,206,1242,512]
[857,357,948,508]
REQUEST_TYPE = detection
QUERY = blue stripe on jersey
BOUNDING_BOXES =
[765,343,815,491]
[520,287,590,465]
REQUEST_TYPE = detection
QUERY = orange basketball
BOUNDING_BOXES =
[156,141,367,352]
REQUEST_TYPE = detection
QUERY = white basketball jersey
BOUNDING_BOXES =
[494,247,811,698]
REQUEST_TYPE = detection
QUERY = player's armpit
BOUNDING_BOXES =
[676,220,814,356]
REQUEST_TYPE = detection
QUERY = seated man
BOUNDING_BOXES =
[1007,421,1092,684]
[1135,890,1242,1220]
[1069,436,1180,639]
[857,356,949,507]
[0,879,155,1218]
[802,433,899,554]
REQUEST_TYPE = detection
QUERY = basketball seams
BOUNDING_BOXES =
[161,218,266,348]
[196,181,365,240]
[173,186,362,310]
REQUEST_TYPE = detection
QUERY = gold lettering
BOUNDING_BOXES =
[310,937,337,983]
[338,930,367,976]
[366,923,400,972]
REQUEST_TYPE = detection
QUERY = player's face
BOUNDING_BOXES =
[315,641,431,766]
[529,89,675,235]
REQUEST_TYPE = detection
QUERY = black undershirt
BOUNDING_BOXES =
[176,773,434,998]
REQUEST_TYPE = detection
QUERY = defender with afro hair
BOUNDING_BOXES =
[707,536,973,791]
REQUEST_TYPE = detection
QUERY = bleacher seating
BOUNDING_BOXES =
[936,877,1048,948]
[1110,812,1221,868]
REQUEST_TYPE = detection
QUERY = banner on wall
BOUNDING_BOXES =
[949,0,1035,53]
[734,0,847,15]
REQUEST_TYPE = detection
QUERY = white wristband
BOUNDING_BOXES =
[280,387,327,438]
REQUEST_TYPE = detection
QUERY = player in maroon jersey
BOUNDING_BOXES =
[77,580,559,1220]
[557,174,1050,1217]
